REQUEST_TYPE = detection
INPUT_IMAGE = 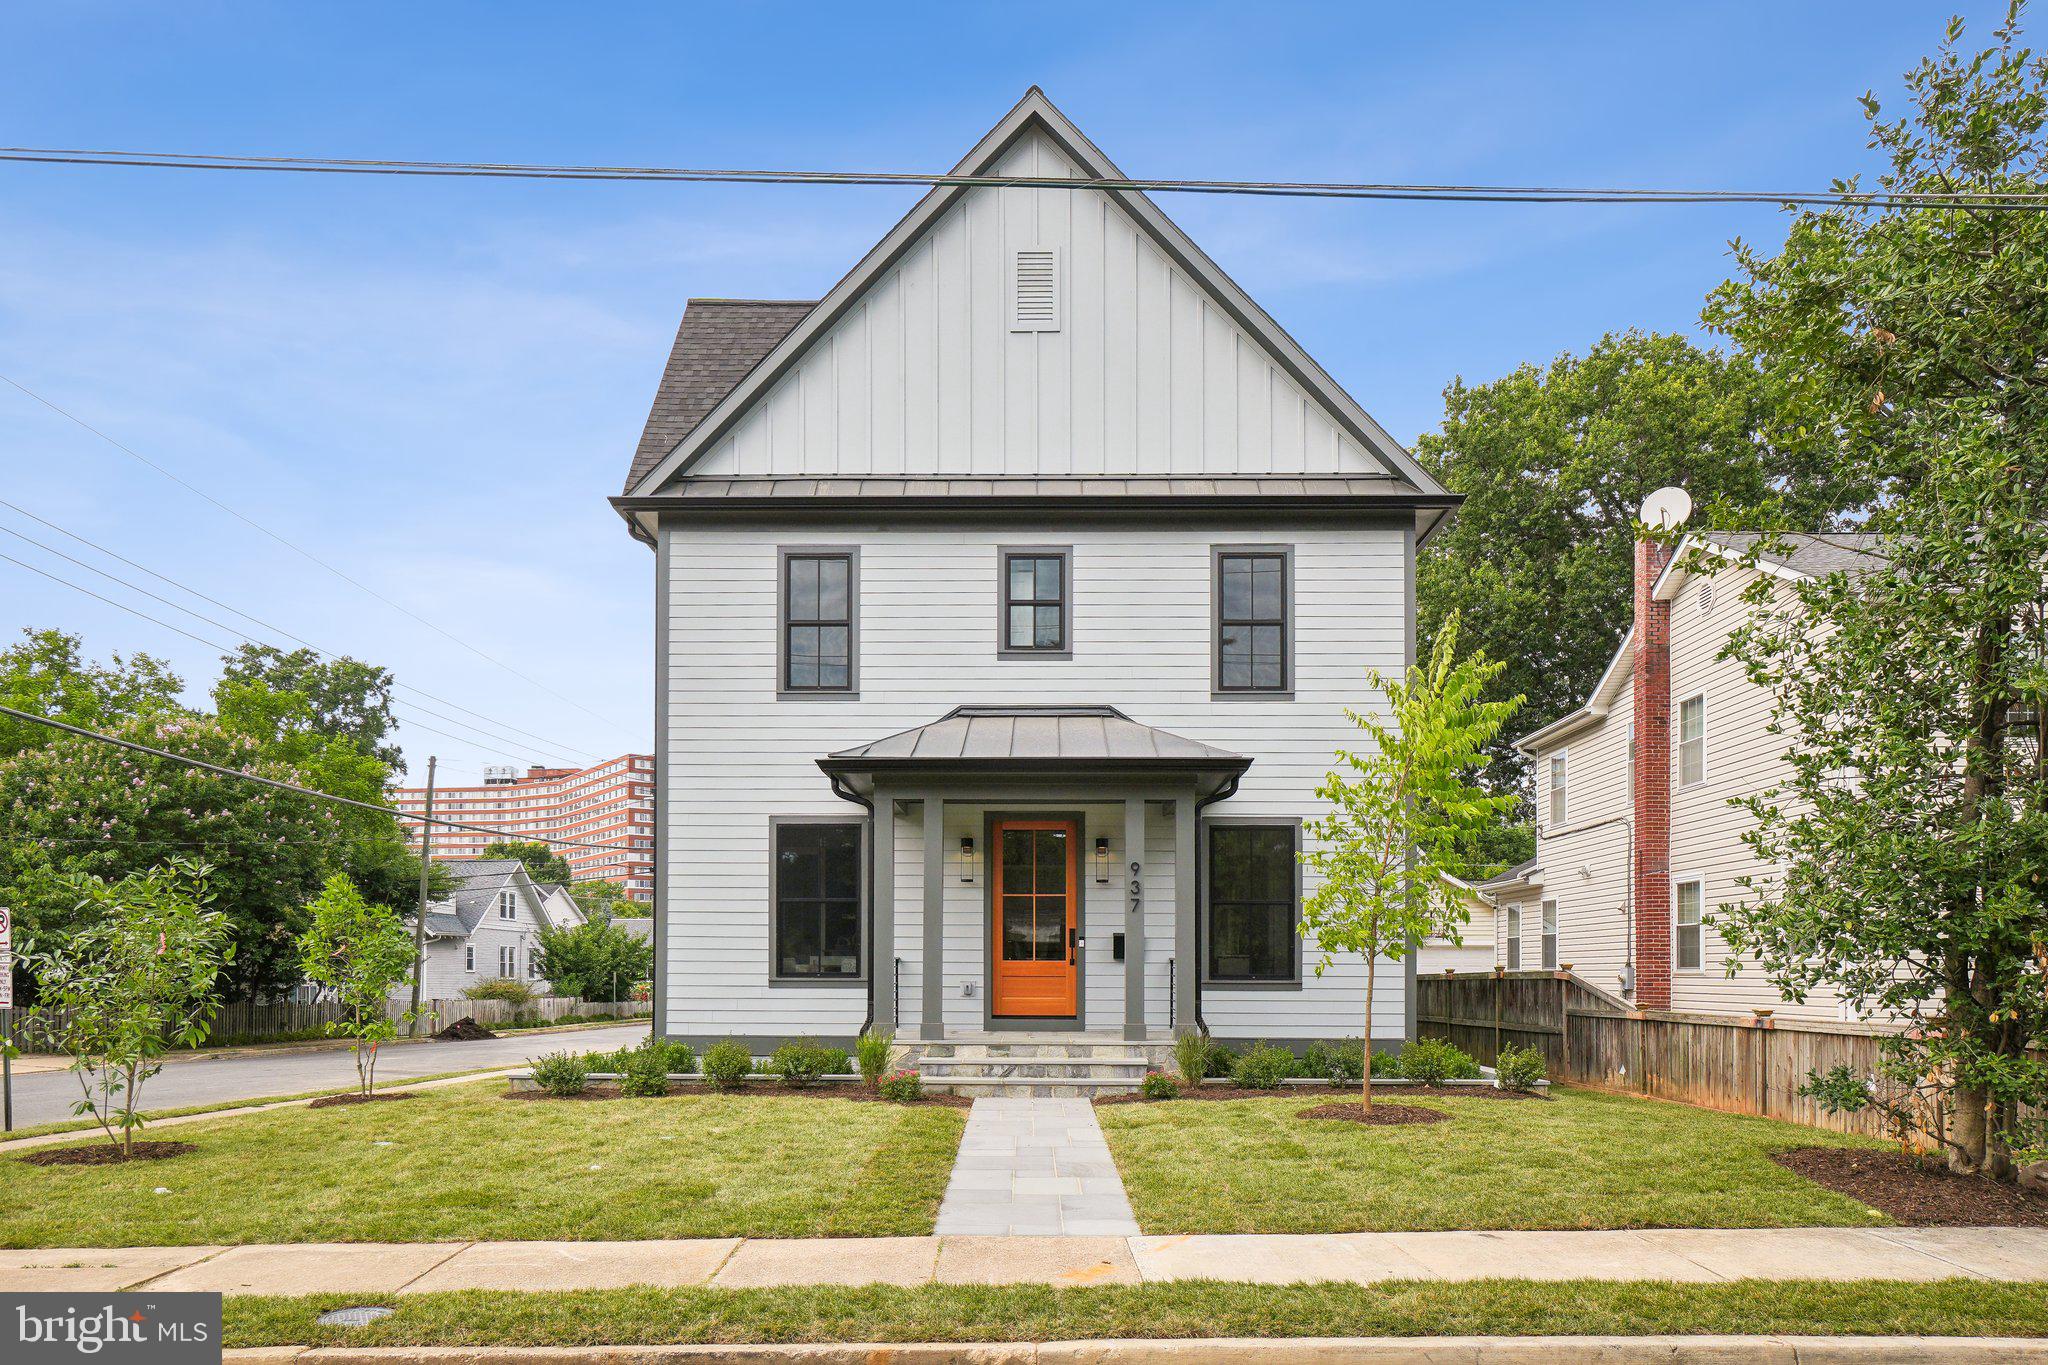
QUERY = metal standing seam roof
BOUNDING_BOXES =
[649,474,1411,502]
[821,704,1249,769]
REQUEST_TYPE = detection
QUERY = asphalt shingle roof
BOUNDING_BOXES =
[1700,531,1892,581]
[624,299,816,493]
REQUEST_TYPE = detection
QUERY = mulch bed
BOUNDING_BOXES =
[307,1092,417,1110]
[1296,1102,1450,1126]
[434,1018,498,1041]
[507,1082,971,1109]
[1098,1082,1540,1105]
[20,1141,197,1166]
[1773,1147,2048,1227]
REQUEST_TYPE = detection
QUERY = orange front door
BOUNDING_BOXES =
[992,819,1079,1018]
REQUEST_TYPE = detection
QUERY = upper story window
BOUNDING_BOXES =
[999,548,1071,657]
[497,889,516,920]
[1677,694,1706,787]
[1205,822,1300,984]
[1547,751,1569,827]
[780,549,857,694]
[1214,547,1291,694]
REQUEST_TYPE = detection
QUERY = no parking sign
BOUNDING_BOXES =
[0,905,11,1009]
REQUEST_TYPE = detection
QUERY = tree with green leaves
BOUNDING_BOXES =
[1300,614,1522,1109]
[297,873,416,1096]
[568,878,645,917]
[217,644,401,771]
[0,627,183,759]
[1706,5,2048,1179]
[536,913,653,1003]
[19,860,234,1155]
[481,839,575,887]
[1415,331,1870,812]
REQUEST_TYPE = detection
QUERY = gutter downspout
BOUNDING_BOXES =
[1189,770,1244,1035]
[826,772,878,1037]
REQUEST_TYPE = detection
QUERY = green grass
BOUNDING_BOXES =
[222,1281,2048,1348]
[1098,1085,1886,1233]
[0,1081,963,1246]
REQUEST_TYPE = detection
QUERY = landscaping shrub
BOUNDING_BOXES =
[1495,1042,1547,1092]
[770,1040,839,1087]
[618,1044,671,1097]
[1302,1040,1366,1083]
[463,977,536,1007]
[1230,1042,1296,1090]
[531,1050,590,1098]
[590,1038,695,1076]
[855,1029,894,1088]
[877,1069,924,1102]
[1174,1031,1209,1087]
[1204,1040,1240,1078]
[1140,1069,1180,1100]
[1398,1038,1480,1085]
[1371,1047,1404,1079]
[701,1039,753,1090]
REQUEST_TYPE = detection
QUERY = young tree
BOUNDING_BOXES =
[535,914,653,1003]
[297,873,416,1096]
[1300,614,1522,1109]
[19,860,234,1155]
[480,839,575,887]
[1706,7,2048,1178]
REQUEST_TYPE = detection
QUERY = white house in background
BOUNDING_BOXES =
[1479,524,1889,1024]
[612,89,1457,1058]
[534,882,588,931]
[397,859,554,1003]
[1416,874,1499,975]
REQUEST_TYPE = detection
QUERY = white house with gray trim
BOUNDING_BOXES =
[613,90,1455,1065]
[395,859,553,1004]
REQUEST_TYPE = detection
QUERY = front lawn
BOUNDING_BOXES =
[1097,1086,1885,1233]
[0,1081,964,1246]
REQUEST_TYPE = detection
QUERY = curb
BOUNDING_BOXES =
[223,1337,2048,1363]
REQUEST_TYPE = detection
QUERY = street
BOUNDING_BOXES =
[4,1020,650,1130]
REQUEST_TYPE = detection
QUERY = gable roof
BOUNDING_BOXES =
[619,88,1446,508]
[624,299,815,494]
[422,859,538,936]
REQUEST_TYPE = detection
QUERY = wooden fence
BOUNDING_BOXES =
[10,993,652,1053]
[1415,969,1910,1140]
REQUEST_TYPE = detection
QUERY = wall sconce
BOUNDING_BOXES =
[960,836,976,884]
[1094,836,1111,883]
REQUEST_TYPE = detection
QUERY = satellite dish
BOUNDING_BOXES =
[1639,486,1693,531]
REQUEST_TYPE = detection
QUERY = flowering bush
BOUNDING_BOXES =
[877,1069,924,1103]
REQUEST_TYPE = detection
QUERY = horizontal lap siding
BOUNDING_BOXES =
[661,522,1408,1040]
[1517,676,1634,998]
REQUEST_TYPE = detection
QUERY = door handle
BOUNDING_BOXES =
[1068,926,1077,965]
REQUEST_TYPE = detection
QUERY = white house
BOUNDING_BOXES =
[534,882,589,931]
[612,90,1455,1069]
[397,859,554,1003]
[1479,524,1888,1024]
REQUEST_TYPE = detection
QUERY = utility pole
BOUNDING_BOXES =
[407,755,438,1038]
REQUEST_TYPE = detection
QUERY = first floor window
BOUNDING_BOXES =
[528,943,542,979]
[1206,824,1298,982]
[1540,900,1558,970]
[774,822,863,978]
[1505,904,1522,970]
[499,945,516,977]
[1675,880,1704,971]
[465,944,475,973]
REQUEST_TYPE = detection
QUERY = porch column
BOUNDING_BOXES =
[1123,796,1146,1041]
[871,788,896,1033]
[921,795,946,1041]
[1175,790,1198,1037]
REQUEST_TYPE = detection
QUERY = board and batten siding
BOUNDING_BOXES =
[658,518,1410,1044]
[684,126,1386,483]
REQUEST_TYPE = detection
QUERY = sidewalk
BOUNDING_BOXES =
[7,1226,2044,1295]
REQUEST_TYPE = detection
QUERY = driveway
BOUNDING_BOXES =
[3,1020,650,1129]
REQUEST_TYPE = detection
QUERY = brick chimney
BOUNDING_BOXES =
[1630,534,1675,1009]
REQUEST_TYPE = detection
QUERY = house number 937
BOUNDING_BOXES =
[1128,861,1142,914]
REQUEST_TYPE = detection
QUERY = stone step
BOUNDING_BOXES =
[917,1057,1150,1077]
[924,1073,1146,1098]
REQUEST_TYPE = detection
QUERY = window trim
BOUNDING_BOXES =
[1505,902,1522,971]
[776,546,860,698]
[1676,693,1707,789]
[1540,899,1558,971]
[1211,544,1294,699]
[996,545,1073,659]
[1547,750,1570,827]
[1200,816,1304,988]
[1673,876,1706,974]
[464,944,475,973]
[499,944,516,978]
[498,889,516,920]
[767,815,869,986]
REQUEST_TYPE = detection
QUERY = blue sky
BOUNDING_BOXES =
[0,2,1996,783]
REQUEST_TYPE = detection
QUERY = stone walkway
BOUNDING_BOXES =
[15,1227,2042,1296]
[933,1097,1141,1237]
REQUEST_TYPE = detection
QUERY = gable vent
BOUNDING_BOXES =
[1009,247,1061,332]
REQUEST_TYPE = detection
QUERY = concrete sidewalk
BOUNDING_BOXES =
[7,1226,2044,1295]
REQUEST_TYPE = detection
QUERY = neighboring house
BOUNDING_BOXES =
[612,89,1456,1053]
[1479,523,1888,1024]
[397,859,555,1003]
[534,883,588,931]
[1416,874,1499,975]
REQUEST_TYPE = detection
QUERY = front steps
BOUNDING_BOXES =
[896,1036,1177,1097]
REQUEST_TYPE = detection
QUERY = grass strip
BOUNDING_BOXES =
[0,1067,512,1142]
[224,1280,2048,1348]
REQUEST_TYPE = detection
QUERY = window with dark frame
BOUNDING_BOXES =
[1206,824,1298,982]
[1001,552,1067,653]
[783,553,853,691]
[1216,552,1288,691]
[773,822,863,979]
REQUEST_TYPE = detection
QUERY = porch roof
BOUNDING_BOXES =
[817,704,1250,794]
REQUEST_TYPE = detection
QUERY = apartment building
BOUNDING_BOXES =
[392,753,656,902]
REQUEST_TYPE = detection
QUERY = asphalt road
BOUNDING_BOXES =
[2,1020,651,1130]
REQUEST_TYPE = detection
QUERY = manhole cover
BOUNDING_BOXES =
[317,1306,395,1328]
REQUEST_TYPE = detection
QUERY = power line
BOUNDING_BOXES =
[0,496,609,763]
[0,372,634,734]
[2,145,2045,210]
[0,703,651,853]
